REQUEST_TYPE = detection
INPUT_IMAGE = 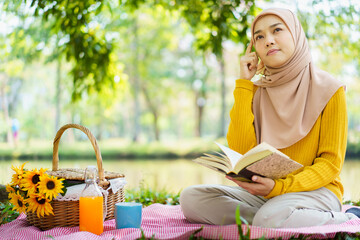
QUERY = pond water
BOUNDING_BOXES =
[1,158,360,202]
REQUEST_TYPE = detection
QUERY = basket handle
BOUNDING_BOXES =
[52,123,105,181]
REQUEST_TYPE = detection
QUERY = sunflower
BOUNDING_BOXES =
[8,191,27,214]
[38,175,64,200]
[21,168,48,195]
[11,162,27,185]
[25,193,53,218]
[6,184,16,193]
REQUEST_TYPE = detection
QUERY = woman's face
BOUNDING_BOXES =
[253,15,295,68]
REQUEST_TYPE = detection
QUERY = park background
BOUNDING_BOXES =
[0,0,360,202]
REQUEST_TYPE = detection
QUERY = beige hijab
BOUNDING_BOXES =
[251,8,344,149]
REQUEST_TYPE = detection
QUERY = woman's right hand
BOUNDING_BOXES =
[239,41,258,80]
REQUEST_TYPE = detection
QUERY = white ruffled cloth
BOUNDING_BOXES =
[55,178,127,201]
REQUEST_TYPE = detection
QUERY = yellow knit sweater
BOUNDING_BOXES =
[227,79,347,202]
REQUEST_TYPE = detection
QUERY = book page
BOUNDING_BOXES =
[233,150,273,174]
[193,157,229,174]
[215,142,243,169]
[242,142,289,159]
[200,153,232,170]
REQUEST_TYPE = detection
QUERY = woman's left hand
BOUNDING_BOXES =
[226,175,275,196]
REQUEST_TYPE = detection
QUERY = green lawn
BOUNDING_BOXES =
[0,138,226,160]
[1,138,359,160]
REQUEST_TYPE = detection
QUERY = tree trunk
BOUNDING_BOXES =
[0,74,13,144]
[141,84,160,141]
[218,56,226,138]
[197,105,204,137]
[195,91,205,138]
[153,111,159,141]
[96,103,103,141]
[131,16,141,142]
[195,91,200,137]
[96,123,103,141]
[194,56,209,138]
[55,56,61,133]
[66,111,75,143]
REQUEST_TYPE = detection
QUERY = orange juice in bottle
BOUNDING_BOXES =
[79,166,104,235]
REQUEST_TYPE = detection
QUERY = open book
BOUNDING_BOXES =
[193,142,303,182]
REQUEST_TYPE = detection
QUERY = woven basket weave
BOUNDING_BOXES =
[26,123,125,230]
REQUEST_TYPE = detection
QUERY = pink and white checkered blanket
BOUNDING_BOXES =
[0,204,359,240]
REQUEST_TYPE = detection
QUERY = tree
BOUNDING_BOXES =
[4,0,126,101]
[175,37,211,137]
[0,60,25,144]
[121,6,184,141]
[121,0,258,137]
[104,1,202,141]
[295,0,360,130]
[175,0,257,137]
[295,1,359,74]
[0,7,31,144]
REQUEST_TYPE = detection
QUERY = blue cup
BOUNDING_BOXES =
[115,202,142,229]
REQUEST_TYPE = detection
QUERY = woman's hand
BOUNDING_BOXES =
[239,41,259,80]
[226,175,275,196]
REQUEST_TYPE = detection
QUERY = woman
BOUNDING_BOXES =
[180,8,360,228]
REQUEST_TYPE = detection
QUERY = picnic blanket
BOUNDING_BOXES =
[0,204,359,240]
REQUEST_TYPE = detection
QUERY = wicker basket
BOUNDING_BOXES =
[26,123,125,230]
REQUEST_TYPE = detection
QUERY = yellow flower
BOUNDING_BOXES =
[9,191,27,214]
[6,184,16,193]
[21,168,47,195]
[38,175,64,200]
[25,193,53,218]
[11,162,27,185]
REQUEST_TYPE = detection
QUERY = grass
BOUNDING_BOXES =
[0,138,225,160]
[1,138,360,161]
[125,182,180,206]
[0,202,19,225]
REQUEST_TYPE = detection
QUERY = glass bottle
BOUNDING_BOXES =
[79,166,104,235]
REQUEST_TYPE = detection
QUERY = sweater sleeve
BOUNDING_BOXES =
[266,87,347,198]
[226,79,258,155]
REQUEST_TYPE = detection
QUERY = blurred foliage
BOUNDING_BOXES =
[0,202,20,225]
[297,1,360,147]
[0,137,221,160]
[121,0,258,57]
[346,142,360,159]
[3,0,126,101]
[125,182,180,206]
[3,0,258,101]
[120,0,258,138]
[0,0,360,148]
[297,0,360,74]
